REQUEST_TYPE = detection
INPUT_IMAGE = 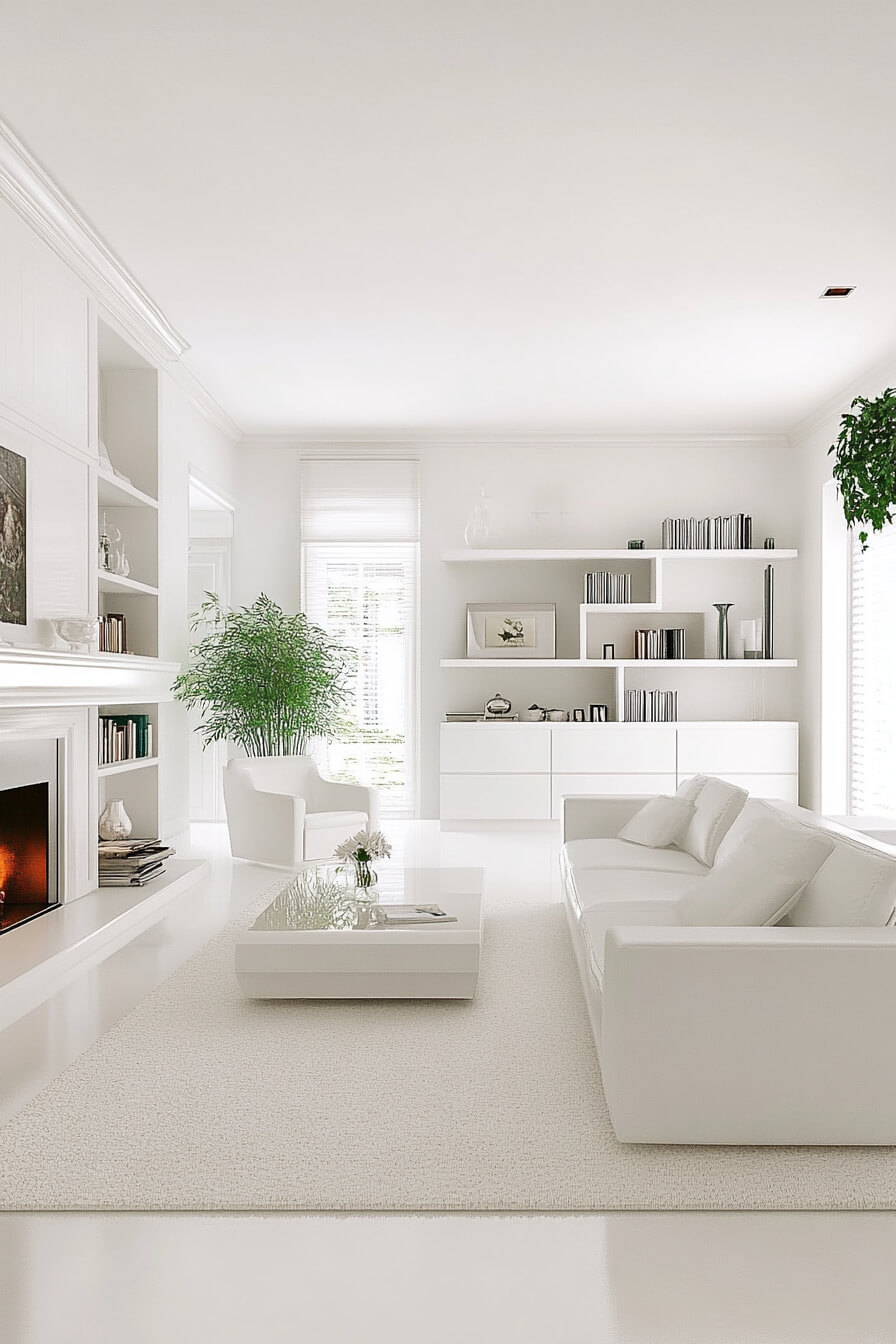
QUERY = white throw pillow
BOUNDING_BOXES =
[676,776,749,867]
[618,796,696,848]
[678,817,836,926]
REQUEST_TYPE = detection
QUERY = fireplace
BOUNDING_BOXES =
[0,742,59,935]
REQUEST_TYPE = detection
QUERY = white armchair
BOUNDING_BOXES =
[223,755,379,867]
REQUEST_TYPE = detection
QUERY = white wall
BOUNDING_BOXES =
[235,436,802,816]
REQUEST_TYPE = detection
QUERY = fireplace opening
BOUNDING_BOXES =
[0,781,57,935]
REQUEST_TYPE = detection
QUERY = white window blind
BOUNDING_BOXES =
[301,458,420,819]
[849,522,896,816]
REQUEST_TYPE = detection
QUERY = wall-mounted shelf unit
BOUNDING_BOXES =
[97,571,159,597]
[442,549,798,562]
[97,756,160,777]
[440,658,797,669]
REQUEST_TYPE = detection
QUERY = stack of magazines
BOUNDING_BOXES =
[98,839,174,887]
[633,628,686,659]
[661,514,753,549]
[624,689,678,722]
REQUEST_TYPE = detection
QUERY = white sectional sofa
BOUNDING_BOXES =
[561,788,896,1145]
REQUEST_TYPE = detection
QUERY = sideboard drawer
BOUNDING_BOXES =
[688,772,799,804]
[440,773,552,820]
[551,773,678,819]
[677,723,798,775]
[551,724,677,774]
[440,724,551,774]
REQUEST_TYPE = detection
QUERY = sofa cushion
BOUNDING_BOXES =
[783,836,896,927]
[563,837,709,877]
[676,775,748,867]
[678,816,835,927]
[618,795,696,848]
[569,868,704,917]
[581,900,682,987]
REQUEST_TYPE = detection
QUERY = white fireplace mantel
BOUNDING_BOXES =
[0,648,180,707]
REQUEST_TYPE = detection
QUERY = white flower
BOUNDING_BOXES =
[333,828,392,863]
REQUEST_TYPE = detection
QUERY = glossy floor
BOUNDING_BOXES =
[1,823,893,1344]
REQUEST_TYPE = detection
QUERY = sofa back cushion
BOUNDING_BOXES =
[617,796,696,848]
[783,836,896,927]
[675,775,749,867]
[678,816,835,927]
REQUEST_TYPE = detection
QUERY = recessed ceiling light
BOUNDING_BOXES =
[821,286,855,298]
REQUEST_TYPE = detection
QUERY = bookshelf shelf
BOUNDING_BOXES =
[440,658,797,669]
[97,571,159,597]
[441,548,798,562]
[97,469,159,510]
[97,756,159,777]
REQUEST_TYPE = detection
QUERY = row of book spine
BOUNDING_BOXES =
[99,714,153,764]
[99,612,127,653]
[624,689,678,722]
[632,628,686,659]
[661,515,752,549]
[584,571,632,603]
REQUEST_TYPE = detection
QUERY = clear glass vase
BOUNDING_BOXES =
[464,491,491,548]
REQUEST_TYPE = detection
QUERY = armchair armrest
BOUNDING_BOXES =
[562,795,653,842]
[223,773,307,867]
[317,778,379,830]
[600,925,896,1144]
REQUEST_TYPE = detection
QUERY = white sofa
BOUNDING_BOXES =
[561,790,896,1145]
[224,755,379,867]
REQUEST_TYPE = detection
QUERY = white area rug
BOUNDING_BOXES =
[3,862,896,1211]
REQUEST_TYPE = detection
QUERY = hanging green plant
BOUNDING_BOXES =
[828,387,896,550]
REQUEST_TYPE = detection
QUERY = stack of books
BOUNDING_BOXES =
[99,713,153,764]
[98,839,173,887]
[584,571,632,603]
[661,514,753,549]
[624,689,678,723]
[633,627,686,659]
[99,613,128,652]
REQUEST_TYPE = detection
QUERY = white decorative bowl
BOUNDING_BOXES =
[53,617,98,651]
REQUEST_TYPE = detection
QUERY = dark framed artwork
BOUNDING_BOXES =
[0,445,26,625]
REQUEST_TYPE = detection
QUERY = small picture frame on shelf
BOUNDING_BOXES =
[572,708,586,722]
[465,603,556,659]
[589,704,609,722]
[602,642,615,659]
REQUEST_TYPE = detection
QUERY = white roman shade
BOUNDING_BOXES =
[849,522,896,816]
[300,457,420,818]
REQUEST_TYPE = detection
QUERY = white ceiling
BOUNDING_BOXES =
[1,0,896,434]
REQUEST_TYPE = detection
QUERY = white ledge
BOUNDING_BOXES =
[0,647,180,706]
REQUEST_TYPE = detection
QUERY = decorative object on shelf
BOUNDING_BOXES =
[584,571,631,603]
[740,618,763,659]
[52,617,98,652]
[633,628,685,659]
[763,566,774,658]
[572,708,586,722]
[828,386,896,550]
[624,689,678,722]
[173,594,351,757]
[519,704,546,722]
[98,512,113,572]
[627,540,645,549]
[661,513,752,549]
[463,488,491,548]
[589,704,609,722]
[763,537,775,549]
[0,444,26,625]
[714,603,733,659]
[465,603,556,659]
[98,798,133,841]
[602,642,615,659]
[545,708,568,722]
[334,828,392,902]
[484,692,512,717]
[97,439,132,485]
[112,538,130,578]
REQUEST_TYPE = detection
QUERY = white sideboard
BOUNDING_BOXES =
[439,721,799,820]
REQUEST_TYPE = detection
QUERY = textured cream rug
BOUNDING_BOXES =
[3,871,896,1211]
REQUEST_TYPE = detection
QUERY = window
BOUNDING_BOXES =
[300,458,419,818]
[849,522,896,816]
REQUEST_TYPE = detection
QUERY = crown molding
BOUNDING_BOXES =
[239,427,790,451]
[166,361,243,444]
[788,347,896,446]
[0,116,189,365]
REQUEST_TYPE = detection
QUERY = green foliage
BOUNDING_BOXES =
[829,388,896,549]
[172,593,352,757]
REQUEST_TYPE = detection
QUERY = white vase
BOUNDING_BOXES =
[99,799,133,841]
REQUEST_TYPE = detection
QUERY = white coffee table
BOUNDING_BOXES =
[235,866,483,1000]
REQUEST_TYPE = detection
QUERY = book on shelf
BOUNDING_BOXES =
[99,713,153,764]
[660,514,753,550]
[623,689,678,723]
[584,571,632,603]
[632,628,686,659]
[99,612,128,653]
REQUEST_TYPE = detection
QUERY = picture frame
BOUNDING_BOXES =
[572,708,586,722]
[589,704,608,722]
[602,642,615,659]
[465,603,556,659]
[0,443,27,626]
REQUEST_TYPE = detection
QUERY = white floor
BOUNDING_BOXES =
[1,822,895,1343]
